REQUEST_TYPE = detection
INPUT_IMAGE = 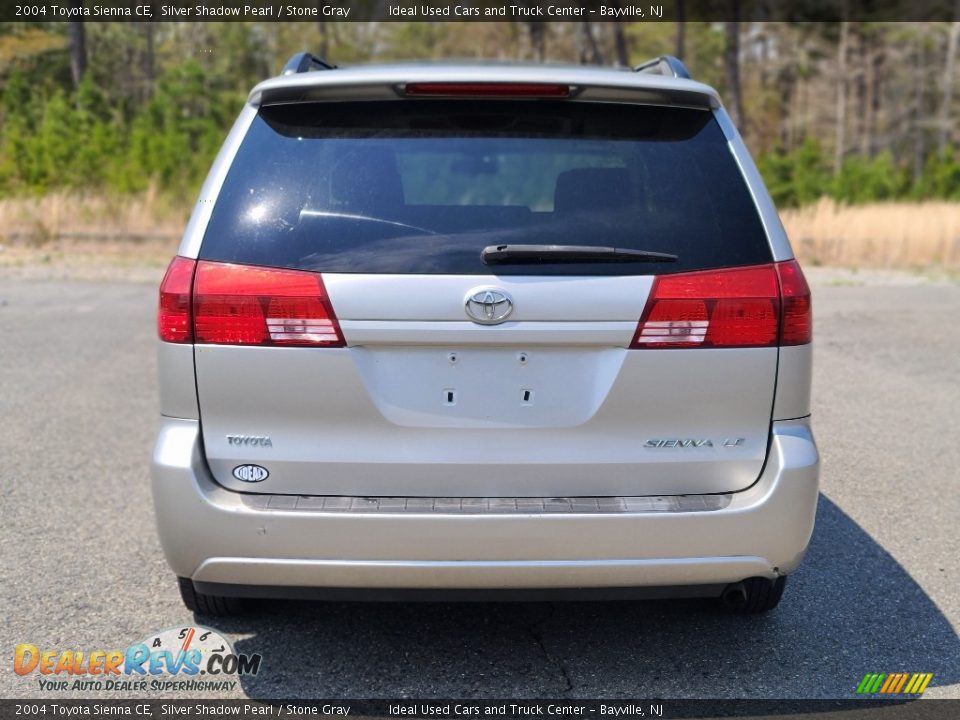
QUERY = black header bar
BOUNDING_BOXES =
[3,0,959,23]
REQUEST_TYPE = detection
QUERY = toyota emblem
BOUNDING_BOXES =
[464,288,514,325]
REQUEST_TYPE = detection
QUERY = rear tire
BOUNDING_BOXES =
[177,577,247,617]
[719,576,787,614]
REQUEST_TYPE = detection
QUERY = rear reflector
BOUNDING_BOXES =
[158,256,196,343]
[192,261,344,347]
[404,82,570,98]
[631,262,811,349]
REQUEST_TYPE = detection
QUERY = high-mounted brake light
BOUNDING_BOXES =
[631,262,811,349]
[404,82,570,98]
[192,261,344,347]
[158,256,197,343]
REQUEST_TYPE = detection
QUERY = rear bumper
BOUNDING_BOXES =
[151,419,819,594]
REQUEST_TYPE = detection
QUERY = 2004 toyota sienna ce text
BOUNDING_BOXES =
[152,55,819,616]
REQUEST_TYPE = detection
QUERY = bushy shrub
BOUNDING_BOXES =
[758,140,960,208]
[0,62,241,199]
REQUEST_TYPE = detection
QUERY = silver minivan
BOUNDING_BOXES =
[152,55,818,616]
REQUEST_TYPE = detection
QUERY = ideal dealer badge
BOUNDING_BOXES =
[233,464,269,482]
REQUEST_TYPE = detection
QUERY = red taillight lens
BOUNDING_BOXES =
[158,256,197,343]
[404,82,570,98]
[632,264,780,348]
[192,261,344,347]
[631,262,812,349]
[776,260,812,345]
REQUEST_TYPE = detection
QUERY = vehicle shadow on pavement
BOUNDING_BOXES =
[211,495,959,699]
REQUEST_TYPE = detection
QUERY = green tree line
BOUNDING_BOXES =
[759,139,960,206]
[1,21,959,207]
[0,63,238,198]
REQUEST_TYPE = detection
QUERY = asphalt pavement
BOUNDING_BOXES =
[0,272,957,700]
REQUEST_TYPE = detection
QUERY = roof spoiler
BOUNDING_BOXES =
[251,59,718,110]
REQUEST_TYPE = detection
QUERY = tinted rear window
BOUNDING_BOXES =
[200,101,772,275]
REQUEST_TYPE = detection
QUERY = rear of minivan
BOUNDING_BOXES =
[152,60,819,616]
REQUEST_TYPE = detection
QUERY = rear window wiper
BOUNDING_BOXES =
[481,244,679,265]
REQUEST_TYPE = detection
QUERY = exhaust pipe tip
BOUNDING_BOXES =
[720,581,748,610]
[719,576,788,614]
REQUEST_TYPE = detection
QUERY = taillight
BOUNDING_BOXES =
[776,260,812,345]
[404,82,570,98]
[192,261,344,347]
[631,262,811,349]
[158,256,197,343]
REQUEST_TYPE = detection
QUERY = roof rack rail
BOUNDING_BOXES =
[282,52,336,75]
[634,55,691,80]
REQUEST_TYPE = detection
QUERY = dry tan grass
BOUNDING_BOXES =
[782,199,960,268]
[0,187,186,244]
[0,190,184,281]
[1,193,958,280]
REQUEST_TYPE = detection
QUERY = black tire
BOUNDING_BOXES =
[720,576,787,614]
[177,577,246,617]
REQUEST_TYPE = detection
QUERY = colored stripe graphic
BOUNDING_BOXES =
[893,673,909,693]
[857,673,933,694]
[856,674,886,694]
[904,674,921,694]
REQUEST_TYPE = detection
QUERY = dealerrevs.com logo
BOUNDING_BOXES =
[14,626,261,693]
